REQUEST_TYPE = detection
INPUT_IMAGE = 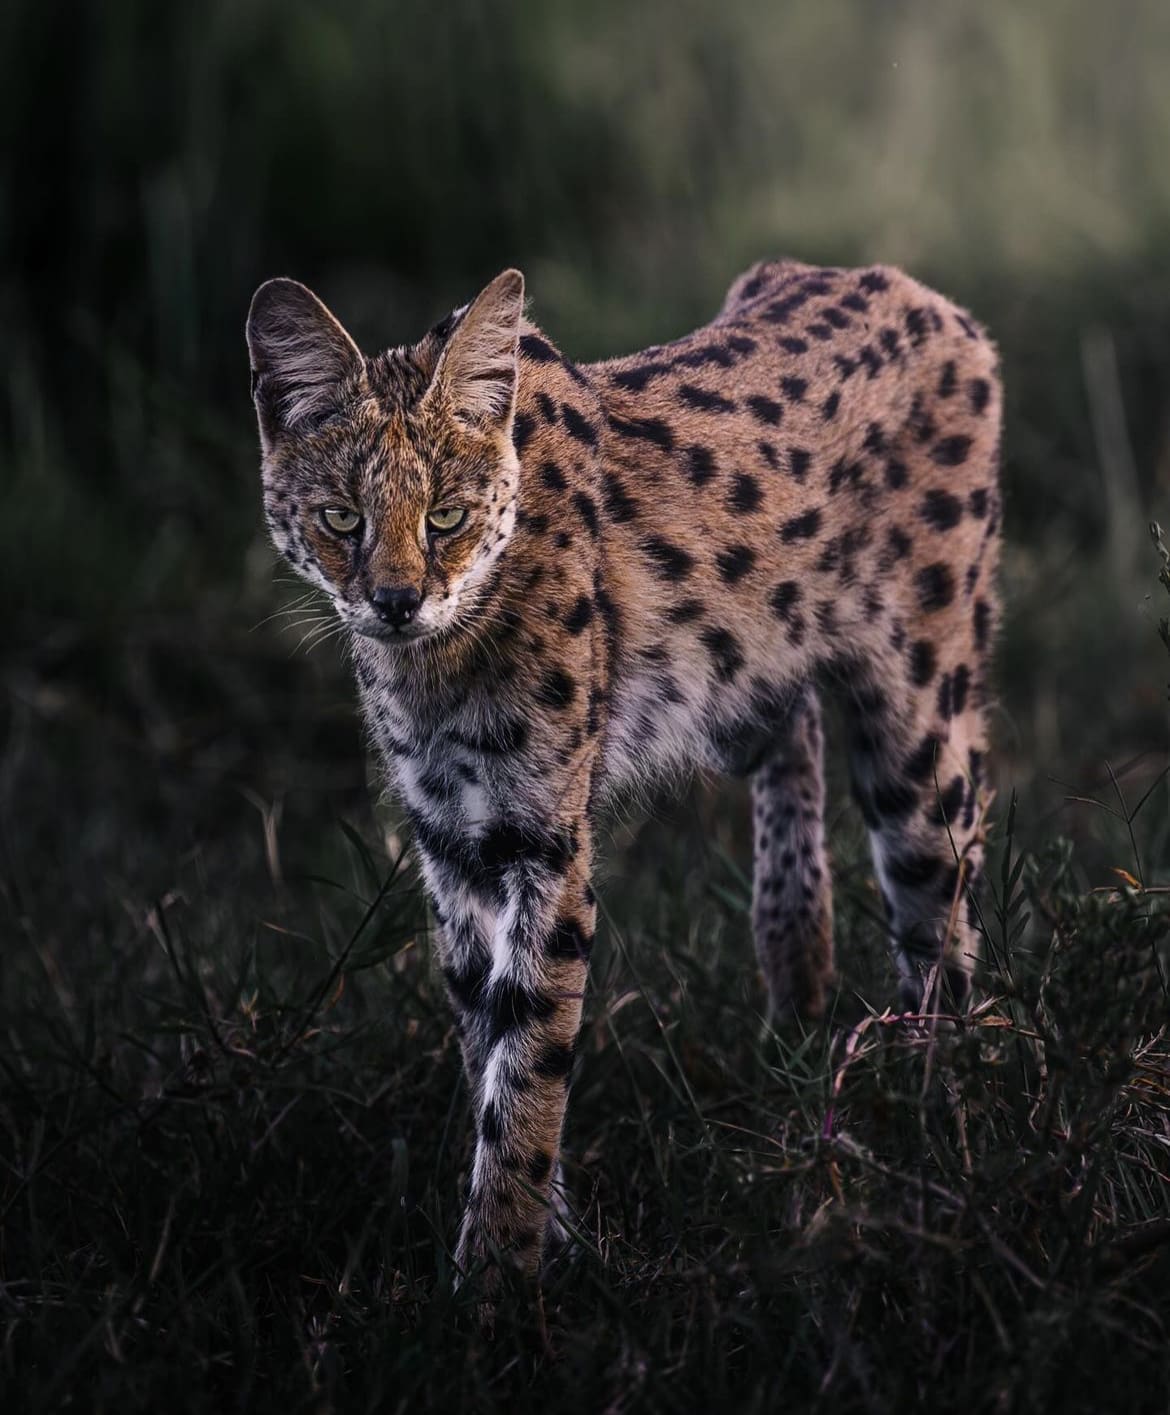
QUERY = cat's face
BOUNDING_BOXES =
[246,271,524,645]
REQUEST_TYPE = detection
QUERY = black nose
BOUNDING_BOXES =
[369,585,422,626]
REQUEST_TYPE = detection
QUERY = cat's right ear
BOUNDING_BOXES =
[246,279,362,448]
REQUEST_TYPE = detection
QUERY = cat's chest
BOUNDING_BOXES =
[358,678,543,841]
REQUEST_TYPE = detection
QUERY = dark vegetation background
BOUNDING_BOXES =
[2,2,1168,1411]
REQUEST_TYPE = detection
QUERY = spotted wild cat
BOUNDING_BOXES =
[246,258,1001,1285]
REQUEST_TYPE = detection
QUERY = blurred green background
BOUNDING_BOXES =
[3,0,1169,897]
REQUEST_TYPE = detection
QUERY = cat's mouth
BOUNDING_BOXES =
[350,619,435,645]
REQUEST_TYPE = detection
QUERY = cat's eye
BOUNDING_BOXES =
[321,506,361,535]
[427,506,466,533]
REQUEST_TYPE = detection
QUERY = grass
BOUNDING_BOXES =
[2,599,1168,1414]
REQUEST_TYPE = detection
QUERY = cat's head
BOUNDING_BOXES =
[246,270,525,645]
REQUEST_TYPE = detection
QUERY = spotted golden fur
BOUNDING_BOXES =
[247,257,1001,1287]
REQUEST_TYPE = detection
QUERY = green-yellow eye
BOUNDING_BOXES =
[427,506,466,533]
[321,507,361,535]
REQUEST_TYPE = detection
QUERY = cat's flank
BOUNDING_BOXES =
[246,258,1001,1285]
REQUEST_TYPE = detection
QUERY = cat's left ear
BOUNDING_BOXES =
[427,269,524,432]
[246,278,362,448]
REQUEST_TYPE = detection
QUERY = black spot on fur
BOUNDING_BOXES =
[560,403,598,447]
[920,488,964,531]
[780,375,807,402]
[512,412,536,455]
[916,563,956,612]
[951,663,970,715]
[540,461,567,491]
[858,345,882,378]
[909,392,937,444]
[674,342,735,372]
[879,327,902,359]
[765,292,810,323]
[909,639,937,685]
[572,491,599,536]
[679,384,736,414]
[969,378,992,415]
[863,422,887,455]
[536,392,558,424]
[686,444,717,487]
[729,473,763,513]
[931,775,967,827]
[789,448,812,482]
[484,980,556,1046]
[747,394,783,426]
[564,595,593,634]
[780,507,822,542]
[478,820,576,875]
[610,362,671,392]
[666,597,704,625]
[885,458,908,490]
[820,391,840,421]
[973,598,991,650]
[860,270,890,292]
[602,472,639,522]
[479,1103,503,1144]
[905,307,929,346]
[641,536,695,581]
[527,1151,553,1184]
[535,1043,576,1081]
[872,777,918,822]
[931,435,972,467]
[938,360,957,398]
[716,544,756,584]
[699,625,745,682]
[520,333,559,363]
[779,337,808,355]
[537,667,576,709]
[905,733,942,783]
[968,488,989,518]
[769,581,801,620]
[443,958,488,1012]
[758,441,779,469]
[828,458,863,494]
[607,413,675,451]
[545,916,594,959]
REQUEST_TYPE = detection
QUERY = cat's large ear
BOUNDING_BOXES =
[246,278,362,447]
[427,269,524,432]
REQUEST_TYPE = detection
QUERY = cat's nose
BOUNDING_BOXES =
[369,585,422,627]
